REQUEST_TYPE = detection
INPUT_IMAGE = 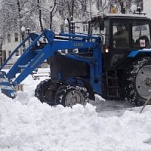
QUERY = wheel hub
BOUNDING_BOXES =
[144,77,151,86]
[65,90,84,107]
[136,65,151,99]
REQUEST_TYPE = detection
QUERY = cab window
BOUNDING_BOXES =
[132,22,150,48]
[112,22,129,48]
[90,20,108,45]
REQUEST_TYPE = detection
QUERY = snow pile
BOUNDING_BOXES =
[0,75,151,151]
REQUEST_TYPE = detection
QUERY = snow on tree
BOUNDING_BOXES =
[0,0,144,39]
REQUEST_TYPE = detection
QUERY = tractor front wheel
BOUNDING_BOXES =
[55,85,89,107]
[35,79,59,105]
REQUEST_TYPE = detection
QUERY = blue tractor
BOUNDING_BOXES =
[90,14,151,106]
[0,14,151,107]
[0,29,102,107]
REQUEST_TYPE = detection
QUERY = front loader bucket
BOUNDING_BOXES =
[0,71,16,98]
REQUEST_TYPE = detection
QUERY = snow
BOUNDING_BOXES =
[144,0,151,18]
[0,68,151,151]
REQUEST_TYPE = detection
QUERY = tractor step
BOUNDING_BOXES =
[0,71,16,98]
[105,70,120,99]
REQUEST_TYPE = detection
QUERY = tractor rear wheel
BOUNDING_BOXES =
[55,85,89,107]
[35,79,59,105]
[125,57,151,106]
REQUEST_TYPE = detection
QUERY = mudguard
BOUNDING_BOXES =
[128,49,151,58]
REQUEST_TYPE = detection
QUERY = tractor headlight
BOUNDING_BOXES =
[104,46,109,53]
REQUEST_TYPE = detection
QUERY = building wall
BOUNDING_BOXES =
[2,32,25,65]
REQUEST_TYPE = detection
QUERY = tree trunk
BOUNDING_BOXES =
[37,0,43,31]
[16,0,24,54]
[50,0,57,29]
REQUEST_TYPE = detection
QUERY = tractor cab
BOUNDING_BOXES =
[89,14,151,69]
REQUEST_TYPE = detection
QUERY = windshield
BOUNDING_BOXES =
[90,22,101,35]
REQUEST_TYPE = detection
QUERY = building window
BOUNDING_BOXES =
[7,34,11,43]
[14,33,19,42]
[83,24,88,32]
[8,50,11,56]
[85,25,88,31]
[83,25,85,32]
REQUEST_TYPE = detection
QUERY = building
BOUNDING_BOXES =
[1,30,27,67]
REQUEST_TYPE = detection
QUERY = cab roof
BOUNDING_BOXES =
[91,13,151,21]
[104,13,150,20]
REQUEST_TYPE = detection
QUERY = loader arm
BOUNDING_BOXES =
[0,33,39,71]
[0,29,102,98]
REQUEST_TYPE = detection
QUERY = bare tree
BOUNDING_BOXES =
[0,0,38,37]
[49,0,57,29]
[37,0,43,31]
[57,0,88,20]
[0,0,143,39]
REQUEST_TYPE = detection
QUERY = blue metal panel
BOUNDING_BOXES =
[0,71,16,98]
[128,49,151,57]
[6,32,45,79]
[60,32,100,40]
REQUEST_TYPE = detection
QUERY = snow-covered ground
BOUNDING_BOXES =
[0,68,151,151]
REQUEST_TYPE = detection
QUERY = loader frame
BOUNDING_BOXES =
[0,29,102,99]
